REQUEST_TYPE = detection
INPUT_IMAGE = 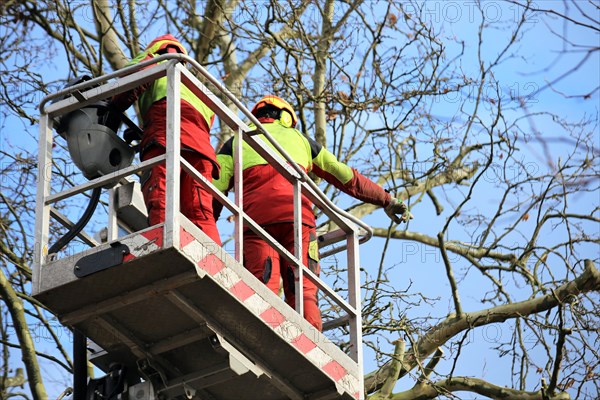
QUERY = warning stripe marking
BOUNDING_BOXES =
[120,226,360,398]
[122,226,163,262]
[177,226,359,398]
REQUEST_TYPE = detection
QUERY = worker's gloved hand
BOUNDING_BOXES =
[384,198,413,224]
[123,126,142,144]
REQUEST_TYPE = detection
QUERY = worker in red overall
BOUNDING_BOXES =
[213,95,412,330]
[111,34,221,245]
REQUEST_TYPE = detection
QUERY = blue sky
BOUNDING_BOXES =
[1,1,599,398]
[335,0,599,395]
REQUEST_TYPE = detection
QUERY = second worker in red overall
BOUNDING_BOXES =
[213,96,412,330]
[110,34,221,245]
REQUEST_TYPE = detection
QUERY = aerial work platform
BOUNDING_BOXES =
[33,53,370,399]
[35,220,360,399]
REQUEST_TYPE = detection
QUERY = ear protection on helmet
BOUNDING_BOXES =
[251,95,298,128]
[280,110,294,128]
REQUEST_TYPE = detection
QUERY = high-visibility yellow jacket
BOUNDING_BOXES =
[213,118,391,226]
[111,34,218,177]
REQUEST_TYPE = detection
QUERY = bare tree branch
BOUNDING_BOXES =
[365,260,600,394]
[0,269,46,399]
[391,376,570,400]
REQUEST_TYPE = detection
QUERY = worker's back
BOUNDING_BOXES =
[216,121,318,226]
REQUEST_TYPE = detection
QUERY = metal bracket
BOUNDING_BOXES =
[318,229,347,247]
[74,242,130,278]
[138,358,168,394]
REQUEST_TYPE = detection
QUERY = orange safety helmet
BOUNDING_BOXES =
[251,95,298,128]
[145,34,187,55]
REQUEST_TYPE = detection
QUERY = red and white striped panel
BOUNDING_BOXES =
[121,226,164,262]
[178,226,361,399]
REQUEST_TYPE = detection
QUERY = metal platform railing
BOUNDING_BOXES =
[34,54,371,389]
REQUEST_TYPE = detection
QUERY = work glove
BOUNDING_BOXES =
[123,126,143,144]
[384,198,413,224]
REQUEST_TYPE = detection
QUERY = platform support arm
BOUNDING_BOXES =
[73,329,88,400]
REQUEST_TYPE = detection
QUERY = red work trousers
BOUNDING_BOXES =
[244,224,321,331]
[141,146,221,246]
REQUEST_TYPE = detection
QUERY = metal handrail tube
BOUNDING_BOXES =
[180,160,301,268]
[322,315,351,332]
[303,267,357,316]
[40,57,183,113]
[182,157,358,316]
[42,63,172,119]
[44,156,164,205]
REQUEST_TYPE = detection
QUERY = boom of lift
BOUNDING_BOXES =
[34,54,369,400]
